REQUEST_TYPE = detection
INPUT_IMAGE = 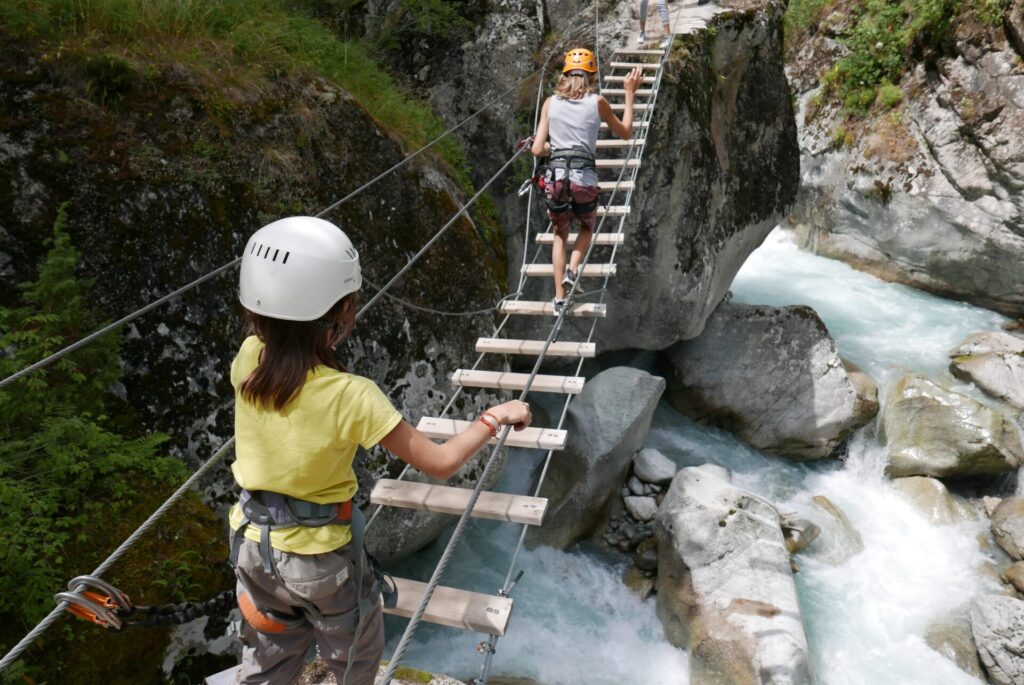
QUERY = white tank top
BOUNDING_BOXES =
[548,93,601,155]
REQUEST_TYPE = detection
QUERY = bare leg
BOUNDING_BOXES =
[553,226,569,301]
[568,226,593,280]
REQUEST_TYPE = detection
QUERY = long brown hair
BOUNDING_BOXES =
[239,294,356,410]
[554,72,595,100]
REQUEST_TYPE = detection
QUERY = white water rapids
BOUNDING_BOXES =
[385,229,1011,684]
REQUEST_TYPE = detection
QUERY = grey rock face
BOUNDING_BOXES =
[528,367,666,549]
[788,18,1024,317]
[667,302,877,460]
[971,594,1024,685]
[655,465,813,685]
[992,497,1024,561]
[634,448,678,484]
[880,375,1024,478]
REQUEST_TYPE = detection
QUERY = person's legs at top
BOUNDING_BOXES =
[638,0,649,44]
[657,0,671,47]
[552,223,570,304]
[565,168,600,292]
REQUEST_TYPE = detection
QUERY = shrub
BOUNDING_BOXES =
[877,81,904,108]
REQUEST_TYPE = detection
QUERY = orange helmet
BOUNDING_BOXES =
[562,48,597,74]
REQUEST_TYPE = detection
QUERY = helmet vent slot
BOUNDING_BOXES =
[250,243,259,255]
[282,252,290,264]
[272,249,280,262]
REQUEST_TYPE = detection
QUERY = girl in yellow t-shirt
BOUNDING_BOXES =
[230,216,531,685]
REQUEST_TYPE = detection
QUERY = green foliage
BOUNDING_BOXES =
[877,81,904,107]
[785,0,1010,116]
[399,0,472,40]
[0,205,186,664]
[0,0,471,177]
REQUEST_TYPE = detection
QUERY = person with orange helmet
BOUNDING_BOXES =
[531,49,643,315]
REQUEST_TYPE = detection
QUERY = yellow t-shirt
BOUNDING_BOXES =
[228,336,403,554]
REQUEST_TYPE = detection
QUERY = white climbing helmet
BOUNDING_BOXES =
[239,216,362,321]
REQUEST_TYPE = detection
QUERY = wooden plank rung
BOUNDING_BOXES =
[451,369,586,394]
[522,263,616,277]
[597,205,631,216]
[499,300,607,318]
[605,76,656,84]
[535,232,625,246]
[599,180,636,191]
[476,337,596,358]
[370,479,547,526]
[416,416,567,450]
[596,159,641,168]
[613,49,666,56]
[610,103,652,111]
[596,138,646,148]
[600,121,649,129]
[384,577,514,636]
[601,89,655,97]
[609,61,661,69]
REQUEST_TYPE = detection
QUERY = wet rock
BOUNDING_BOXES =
[624,496,659,522]
[655,465,813,684]
[624,566,656,601]
[880,375,1024,479]
[635,538,659,572]
[806,495,865,565]
[780,516,822,554]
[951,351,1024,412]
[993,497,1024,560]
[892,476,974,525]
[667,303,877,460]
[925,619,985,680]
[617,539,634,553]
[528,367,665,549]
[628,476,646,496]
[633,448,677,485]
[1004,562,1024,595]
[843,359,880,417]
[951,332,1024,358]
[972,594,1024,685]
[985,497,1005,518]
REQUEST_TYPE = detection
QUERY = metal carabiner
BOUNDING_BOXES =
[67,575,133,612]
[54,591,124,630]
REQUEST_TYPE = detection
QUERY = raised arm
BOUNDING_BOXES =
[597,66,643,140]
[380,400,533,480]
[531,97,553,157]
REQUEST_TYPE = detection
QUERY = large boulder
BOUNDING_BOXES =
[951,332,1024,358]
[528,367,665,549]
[992,497,1024,561]
[667,303,877,461]
[971,594,1024,685]
[655,465,813,685]
[925,619,985,680]
[880,375,1024,478]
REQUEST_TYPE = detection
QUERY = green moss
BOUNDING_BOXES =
[877,82,904,108]
[0,0,471,177]
[393,666,435,683]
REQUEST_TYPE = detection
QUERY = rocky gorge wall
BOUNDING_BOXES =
[786,2,1024,317]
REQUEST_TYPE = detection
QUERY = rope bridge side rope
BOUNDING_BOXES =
[0,66,544,393]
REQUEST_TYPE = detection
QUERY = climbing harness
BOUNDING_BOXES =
[228,490,395,685]
[542,147,600,216]
[54,575,236,632]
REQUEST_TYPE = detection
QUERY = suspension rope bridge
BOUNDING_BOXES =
[0,2,696,682]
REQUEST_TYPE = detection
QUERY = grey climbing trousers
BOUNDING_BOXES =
[232,533,385,685]
[640,0,670,26]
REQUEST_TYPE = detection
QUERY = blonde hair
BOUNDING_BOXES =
[554,72,595,100]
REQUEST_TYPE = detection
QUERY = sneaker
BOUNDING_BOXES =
[552,298,566,317]
[659,35,672,49]
[636,31,646,46]
[562,268,586,295]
